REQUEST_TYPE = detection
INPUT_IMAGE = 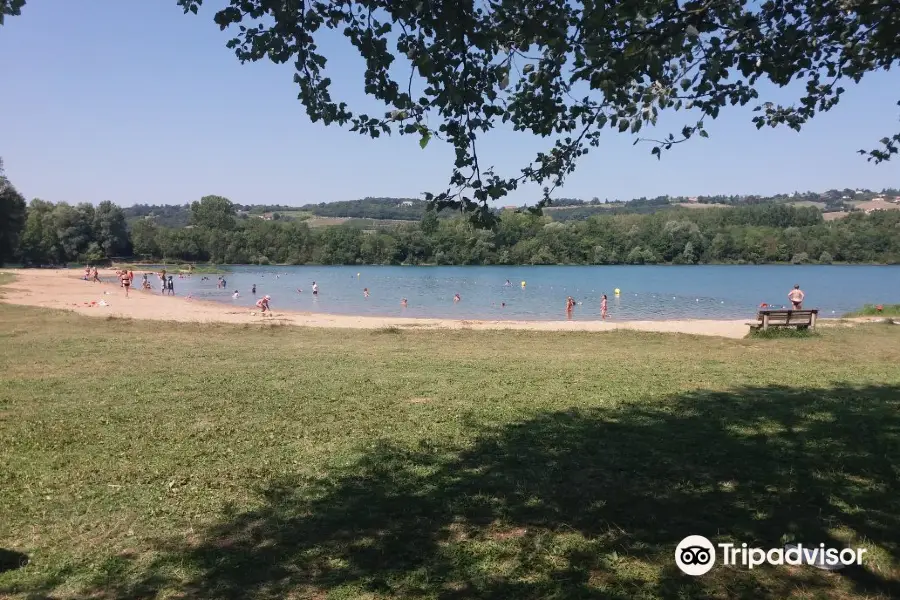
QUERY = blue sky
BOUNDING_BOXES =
[1,0,897,207]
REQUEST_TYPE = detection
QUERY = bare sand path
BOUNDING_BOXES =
[1,268,755,338]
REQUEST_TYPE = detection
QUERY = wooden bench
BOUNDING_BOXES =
[751,309,818,331]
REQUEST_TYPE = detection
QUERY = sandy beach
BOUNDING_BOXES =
[1,268,762,338]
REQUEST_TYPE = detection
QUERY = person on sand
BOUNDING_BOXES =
[364,288,369,298]
[401,298,408,307]
[128,270,134,285]
[120,270,131,297]
[83,266,91,280]
[256,295,271,314]
[91,267,100,283]
[788,284,805,309]
[601,294,608,319]
[166,275,175,296]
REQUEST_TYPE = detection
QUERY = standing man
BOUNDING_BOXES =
[788,284,805,309]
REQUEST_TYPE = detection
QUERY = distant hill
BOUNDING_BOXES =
[297,197,432,220]
[121,189,900,229]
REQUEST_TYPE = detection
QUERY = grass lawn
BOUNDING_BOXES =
[844,304,900,318]
[0,303,899,599]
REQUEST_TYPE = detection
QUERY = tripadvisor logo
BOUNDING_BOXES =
[675,535,867,576]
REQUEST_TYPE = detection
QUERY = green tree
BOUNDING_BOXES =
[51,203,94,263]
[420,207,439,236]
[190,195,236,230]
[93,201,130,258]
[130,219,160,258]
[0,159,26,265]
[19,199,60,265]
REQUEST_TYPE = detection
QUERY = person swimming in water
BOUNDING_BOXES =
[251,284,256,295]
[233,290,240,299]
[364,288,369,298]
[505,279,511,286]
[601,294,608,319]
[312,281,318,296]
[401,298,408,307]
[453,293,461,303]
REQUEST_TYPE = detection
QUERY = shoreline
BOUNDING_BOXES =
[0,268,766,338]
[105,261,900,268]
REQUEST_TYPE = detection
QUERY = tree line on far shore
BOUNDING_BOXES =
[2,188,899,267]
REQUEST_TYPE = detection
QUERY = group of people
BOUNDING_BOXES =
[85,266,808,321]
[564,294,609,319]
[82,266,101,283]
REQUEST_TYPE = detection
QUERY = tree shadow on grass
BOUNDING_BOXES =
[9,384,900,599]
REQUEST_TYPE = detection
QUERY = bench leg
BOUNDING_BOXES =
[762,314,769,330]
[810,313,817,330]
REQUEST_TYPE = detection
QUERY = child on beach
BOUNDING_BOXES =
[256,295,271,314]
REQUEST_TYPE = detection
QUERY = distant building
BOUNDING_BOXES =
[399,200,415,207]
[687,196,699,203]
[256,213,274,221]
[503,205,518,210]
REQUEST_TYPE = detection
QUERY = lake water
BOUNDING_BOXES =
[153,265,900,321]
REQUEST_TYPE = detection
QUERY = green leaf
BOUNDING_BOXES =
[419,131,431,149]
[699,130,709,138]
